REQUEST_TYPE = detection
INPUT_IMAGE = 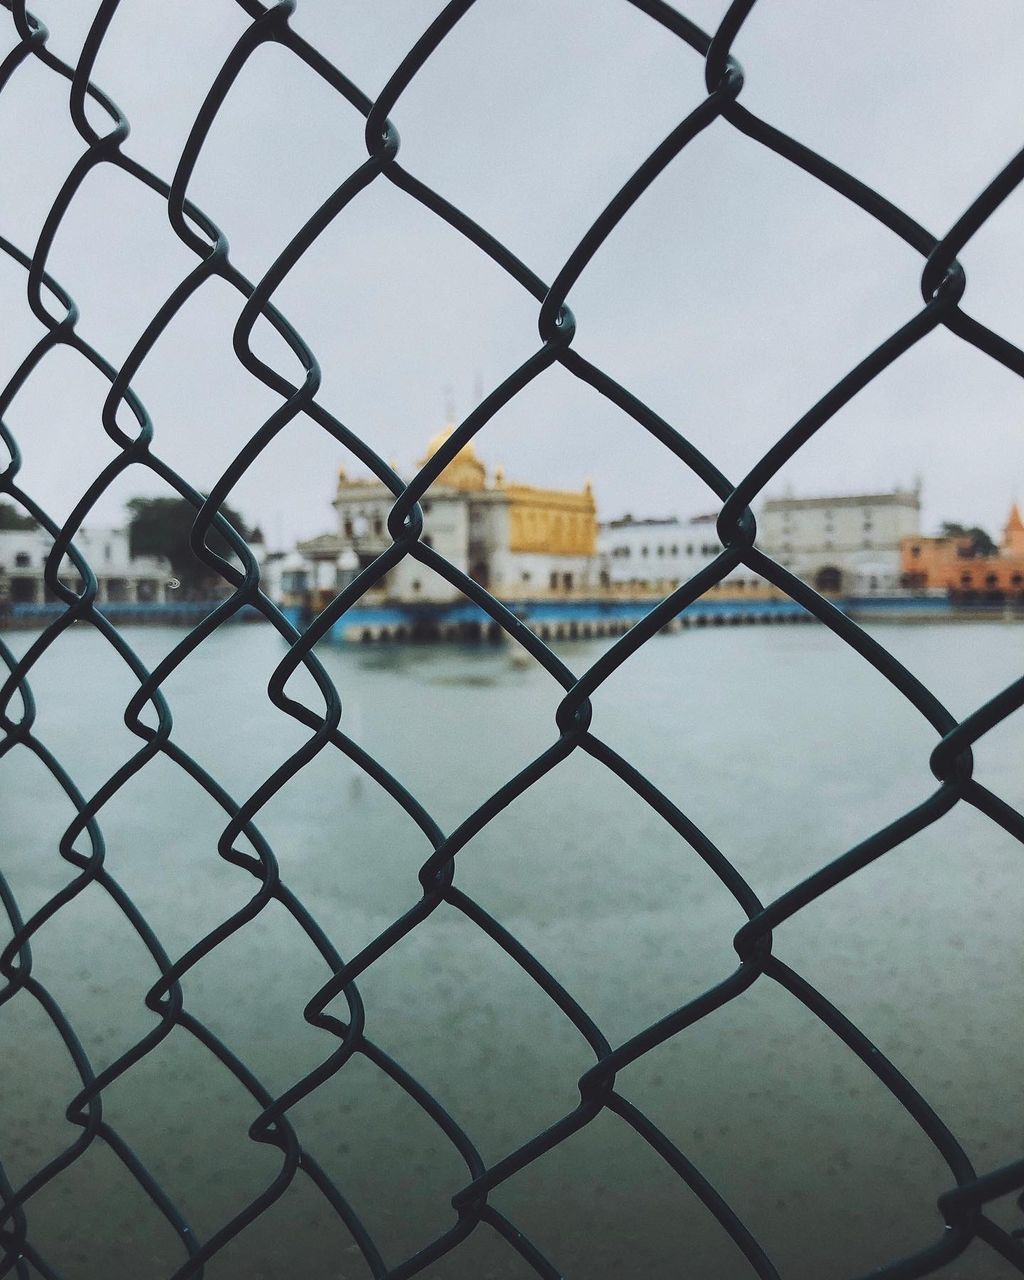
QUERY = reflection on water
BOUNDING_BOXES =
[426,673,501,687]
[1,621,1022,1279]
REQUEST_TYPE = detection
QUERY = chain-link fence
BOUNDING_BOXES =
[1,1,1023,1277]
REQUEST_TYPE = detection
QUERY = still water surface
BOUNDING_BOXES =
[1,621,1022,1279]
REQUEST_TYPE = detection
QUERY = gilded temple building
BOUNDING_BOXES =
[286,428,599,606]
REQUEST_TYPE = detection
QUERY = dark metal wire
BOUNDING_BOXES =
[0,1,1021,1276]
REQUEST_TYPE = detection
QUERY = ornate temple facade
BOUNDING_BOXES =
[286,429,598,607]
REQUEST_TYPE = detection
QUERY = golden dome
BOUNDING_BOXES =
[424,425,479,462]
[419,425,486,491]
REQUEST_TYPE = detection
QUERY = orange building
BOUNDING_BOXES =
[901,504,1024,601]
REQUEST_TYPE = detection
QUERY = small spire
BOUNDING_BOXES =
[1003,500,1024,556]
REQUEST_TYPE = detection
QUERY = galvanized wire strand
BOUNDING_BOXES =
[0,3,547,1275]
[0,0,1021,1276]
[0,15,967,1280]
[0,9,434,1277]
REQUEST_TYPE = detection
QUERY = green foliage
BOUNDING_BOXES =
[0,501,37,530]
[939,522,997,558]
[126,496,252,594]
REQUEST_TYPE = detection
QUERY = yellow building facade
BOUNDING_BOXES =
[504,484,597,557]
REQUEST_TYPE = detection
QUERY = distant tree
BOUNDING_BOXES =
[126,496,253,595]
[940,522,997,558]
[0,501,37,530]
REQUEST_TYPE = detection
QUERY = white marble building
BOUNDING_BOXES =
[598,515,758,589]
[0,526,171,605]
[756,486,921,593]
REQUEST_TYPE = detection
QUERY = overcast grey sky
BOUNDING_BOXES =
[1,0,1022,549]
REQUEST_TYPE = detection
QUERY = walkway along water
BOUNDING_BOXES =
[4,591,1024,638]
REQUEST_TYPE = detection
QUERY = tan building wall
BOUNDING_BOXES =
[900,505,1024,598]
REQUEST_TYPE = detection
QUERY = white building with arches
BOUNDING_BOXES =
[757,487,921,594]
